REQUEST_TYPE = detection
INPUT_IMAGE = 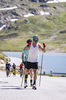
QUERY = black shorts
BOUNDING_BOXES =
[26,61,38,69]
[20,67,23,70]
[6,67,10,71]
[13,67,15,70]
[23,61,27,68]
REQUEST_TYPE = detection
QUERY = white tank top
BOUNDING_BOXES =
[27,43,39,62]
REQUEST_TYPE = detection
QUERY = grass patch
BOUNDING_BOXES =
[0,2,66,52]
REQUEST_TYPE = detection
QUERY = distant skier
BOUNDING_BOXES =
[12,63,16,75]
[5,61,11,77]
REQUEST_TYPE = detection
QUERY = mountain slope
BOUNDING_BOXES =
[0,2,66,52]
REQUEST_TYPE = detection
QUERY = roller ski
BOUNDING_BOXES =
[30,83,33,87]
[32,85,37,90]
[24,83,28,88]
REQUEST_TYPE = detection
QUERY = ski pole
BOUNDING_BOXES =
[21,73,24,87]
[39,43,46,86]
[39,51,43,86]
[21,71,23,87]
[21,65,25,87]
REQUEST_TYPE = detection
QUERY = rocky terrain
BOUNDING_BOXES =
[0,0,65,31]
[0,0,66,52]
[0,0,52,28]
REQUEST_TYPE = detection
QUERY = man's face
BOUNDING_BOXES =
[33,39,38,44]
[6,62,8,64]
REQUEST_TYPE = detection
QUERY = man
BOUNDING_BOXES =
[22,39,33,86]
[12,63,16,75]
[5,61,11,77]
[23,35,46,90]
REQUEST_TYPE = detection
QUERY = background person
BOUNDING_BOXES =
[5,61,11,77]
[12,63,16,75]
[22,39,33,86]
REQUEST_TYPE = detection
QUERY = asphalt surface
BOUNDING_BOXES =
[0,71,66,100]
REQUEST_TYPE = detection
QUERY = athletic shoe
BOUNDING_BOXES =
[32,85,37,90]
[30,83,33,87]
[24,83,28,88]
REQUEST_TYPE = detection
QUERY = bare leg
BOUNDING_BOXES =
[30,68,32,78]
[30,68,32,86]
[25,68,29,74]
[33,69,37,81]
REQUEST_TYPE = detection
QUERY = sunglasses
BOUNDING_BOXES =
[34,39,38,42]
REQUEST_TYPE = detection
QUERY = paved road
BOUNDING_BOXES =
[0,71,66,100]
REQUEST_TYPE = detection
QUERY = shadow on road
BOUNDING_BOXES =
[0,86,24,90]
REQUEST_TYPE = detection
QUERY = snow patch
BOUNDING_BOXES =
[24,13,34,17]
[0,6,17,11]
[10,19,18,22]
[40,11,50,15]
[47,0,66,3]
[0,25,6,31]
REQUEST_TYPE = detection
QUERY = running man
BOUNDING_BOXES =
[12,63,16,75]
[22,39,33,86]
[23,35,46,89]
[5,61,11,77]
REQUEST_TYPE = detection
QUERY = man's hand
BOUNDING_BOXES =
[27,42,31,47]
[43,43,46,48]
[28,42,31,45]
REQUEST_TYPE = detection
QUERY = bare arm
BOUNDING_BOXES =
[22,46,29,61]
[23,46,30,51]
[22,53,24,62]
[39,44,46,52]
